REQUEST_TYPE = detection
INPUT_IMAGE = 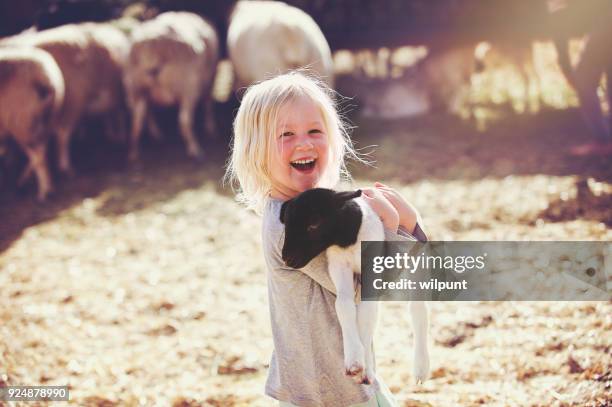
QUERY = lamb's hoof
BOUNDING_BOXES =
[413,354,429,384]
[345,362,367,384]
[345,363,362,376]
[364,369,376,386]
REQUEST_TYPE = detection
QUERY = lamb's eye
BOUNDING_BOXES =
[307,223,320,233]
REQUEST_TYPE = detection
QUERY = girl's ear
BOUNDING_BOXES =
[334,189,362,206]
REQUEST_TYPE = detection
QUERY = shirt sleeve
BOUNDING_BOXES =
[398,222,429,242]
[267,223,339,294]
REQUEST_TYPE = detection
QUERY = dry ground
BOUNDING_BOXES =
[1,42,612,407]
[1,107,611,407]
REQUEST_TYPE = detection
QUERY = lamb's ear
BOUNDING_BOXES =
[334,189,362,207]
[279,201,289,224]
[335,195,363,247]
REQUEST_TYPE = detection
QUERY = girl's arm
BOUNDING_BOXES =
[374,182,421,234]
[363,183,428,242]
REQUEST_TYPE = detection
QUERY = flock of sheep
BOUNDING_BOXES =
[3,0,604,202]
[0,1,334,201]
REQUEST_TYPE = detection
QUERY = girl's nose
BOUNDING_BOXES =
[295,133,314,149]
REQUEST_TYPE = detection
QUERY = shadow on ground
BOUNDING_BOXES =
[1,105,610,254]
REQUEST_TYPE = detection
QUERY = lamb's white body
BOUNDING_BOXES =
[326,198,430,384]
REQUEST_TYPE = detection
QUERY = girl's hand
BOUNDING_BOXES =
[374,182,419,233]
[361,187,399,231]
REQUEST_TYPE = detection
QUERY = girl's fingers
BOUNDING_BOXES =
[380,188,396,195]
[375,184,395,194]
[380,189,399,199]
[375,181,388,187]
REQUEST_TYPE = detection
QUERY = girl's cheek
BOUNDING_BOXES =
[275,137,286,153]
[280,138,295,159]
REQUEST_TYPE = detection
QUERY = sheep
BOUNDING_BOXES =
[124,11,219,161]
[280,188,430,385]
[2,22,130,174]
[336,71,431,119]
[0,47,64,200]
[557,20,612,154]
[337,45,477,119]
[227,1,334,89]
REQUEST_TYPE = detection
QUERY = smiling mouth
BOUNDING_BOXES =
[290,158,316,172]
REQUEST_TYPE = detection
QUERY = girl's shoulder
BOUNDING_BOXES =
[261,198,285,260]
[262,198,284,235]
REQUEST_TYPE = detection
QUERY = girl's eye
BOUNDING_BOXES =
[280,131,294,138]
[309,129,322,134]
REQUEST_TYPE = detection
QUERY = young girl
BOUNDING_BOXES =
[225,72,428,406]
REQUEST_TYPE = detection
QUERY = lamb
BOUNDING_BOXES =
[0,47,64,200]
[227,1,333,89]
[280,188,430,385]
[2,22,130,174]
[124,11,219,161]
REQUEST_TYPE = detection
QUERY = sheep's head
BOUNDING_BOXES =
[280,188,362,269]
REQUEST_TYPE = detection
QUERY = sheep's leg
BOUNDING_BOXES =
[357,300,378,385]
[410,301,429,383]
[329,257,366,383]
[146,112,163,141]
[178,97,202,158]
[22,143,52,201]
[574,70,609,142]
[573,33,610,143]
[56,125,74,175]
[129,97,147,162]
[202,76,217,138]
[17,162,33,186]
[524,59,541,113]
[607,67,612,137]
[104,108,128,144]
[202,95,217,138]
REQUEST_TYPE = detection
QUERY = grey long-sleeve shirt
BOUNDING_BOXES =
[261,197,428,407]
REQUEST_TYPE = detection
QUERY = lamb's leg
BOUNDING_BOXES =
[329,260,365,383]
[410,301,429,383]
[357,300,378,385]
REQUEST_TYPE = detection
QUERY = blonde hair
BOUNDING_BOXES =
[224,71,360,214]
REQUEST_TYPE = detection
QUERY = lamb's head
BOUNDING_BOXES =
[280,188,363,269]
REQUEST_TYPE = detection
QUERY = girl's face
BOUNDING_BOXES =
[269,95,330,201]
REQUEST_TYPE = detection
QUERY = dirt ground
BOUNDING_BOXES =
[1,42,612,406]
[1,106,611,407]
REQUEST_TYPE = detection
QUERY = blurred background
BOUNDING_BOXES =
[0,1,611,406]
